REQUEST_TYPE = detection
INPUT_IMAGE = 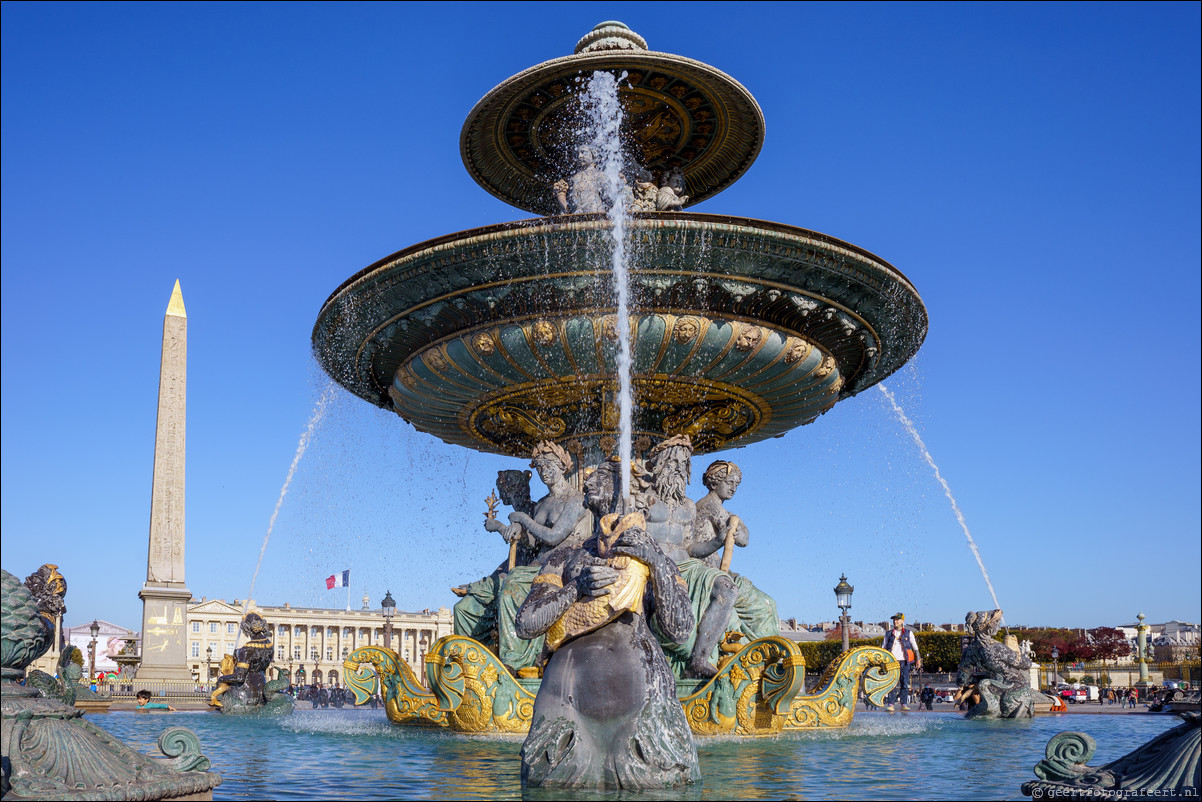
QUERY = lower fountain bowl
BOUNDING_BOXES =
[312,212,926,459]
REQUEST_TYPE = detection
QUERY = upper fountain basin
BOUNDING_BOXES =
[461,22,764,215]
[312,212,927,460]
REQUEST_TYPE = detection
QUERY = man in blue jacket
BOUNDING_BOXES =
[882,612,922,712]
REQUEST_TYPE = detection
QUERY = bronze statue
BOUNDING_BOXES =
[495,441,590,674]
[554,145,607,213]
[644,436,736,679]
[655,169,688,211]
[956,609,1040,719]
[451,469,534,649]
[515,458,699,789]
[209,613,292,715]
[690,460,780,645]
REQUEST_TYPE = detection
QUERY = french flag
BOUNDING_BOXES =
[325,570,350,590]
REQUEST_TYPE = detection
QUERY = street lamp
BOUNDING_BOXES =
[205,645,213,685]
[381,590,396,650]
[88,619,100,684]
[1052,646,1060,688]
[833,574,854,653]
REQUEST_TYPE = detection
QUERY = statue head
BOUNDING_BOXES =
[531,440,573,485]
[702,460,742,500]
[965,609,1004,637]
[647,435,692,505]
[496,469,533,506]
[583,457,653,517]
[240,613,270,640]
[665,168,686,193]
[576,145,597,167]
[23,564,67,620]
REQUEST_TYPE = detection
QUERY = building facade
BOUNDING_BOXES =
[185,597,453,686]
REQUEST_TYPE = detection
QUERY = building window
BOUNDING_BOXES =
[277,646,285,660]
[293,647,301,659]
[342,647,349,658]
[209,622,218,634]
[310,647,319,660]
[192,622,200,633]
[227,622,236,635]
[191,642,200,658]
[325,647,333,661]
[278,624,287,635]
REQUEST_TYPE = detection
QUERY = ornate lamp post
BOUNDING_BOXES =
[381,590,396,650]
[833,574,854,653]
[1136,613,1150,688]
[296,665,306,689]
[1052,646,1060,687]
[205,644,213,684]
[88,619,100,683]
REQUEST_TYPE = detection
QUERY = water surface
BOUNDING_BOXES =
[91,709,1179,800]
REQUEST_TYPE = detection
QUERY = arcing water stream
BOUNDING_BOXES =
[582,70,634,496]
[243,381,337,618]
[877,383,1004,618]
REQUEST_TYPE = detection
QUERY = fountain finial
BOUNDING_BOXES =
[574,21,647,54]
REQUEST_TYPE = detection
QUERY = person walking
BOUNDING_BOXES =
[882,612,922,712]
[920,685,936,711]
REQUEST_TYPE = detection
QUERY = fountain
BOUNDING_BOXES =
[313,20,925,785]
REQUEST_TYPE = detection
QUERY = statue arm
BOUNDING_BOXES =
[509,495,586,547]
[515,565,577,639]
[614,533,694,644]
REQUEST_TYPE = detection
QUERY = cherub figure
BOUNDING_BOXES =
[655,168,689,211]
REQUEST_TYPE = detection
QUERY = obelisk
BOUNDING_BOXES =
[137,280,194,681]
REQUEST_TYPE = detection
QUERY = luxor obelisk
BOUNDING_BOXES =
[137,280,194,681]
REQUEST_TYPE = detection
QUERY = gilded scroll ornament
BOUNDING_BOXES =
[784,646,899,730]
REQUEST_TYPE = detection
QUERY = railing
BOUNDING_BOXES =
[99,679,214,700]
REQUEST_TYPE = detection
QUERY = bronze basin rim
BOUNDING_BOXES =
[315,211,922,317]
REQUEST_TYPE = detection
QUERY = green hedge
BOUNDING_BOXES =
[792,632,966,675]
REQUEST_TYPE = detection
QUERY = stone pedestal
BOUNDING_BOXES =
[138,586,194,682]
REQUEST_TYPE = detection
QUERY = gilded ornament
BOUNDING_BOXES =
[734,324,764,352]
[426,350,448,371]
[783,338,811,364]
[472,331,497,356]
[531,320,557,347]
[673,316,701,344]
[815,354,836,379]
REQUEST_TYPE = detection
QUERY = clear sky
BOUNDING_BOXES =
[3,2,1199,634]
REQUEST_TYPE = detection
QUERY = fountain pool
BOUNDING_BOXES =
[89,711,1179,800]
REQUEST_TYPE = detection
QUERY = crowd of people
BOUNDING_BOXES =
[283,683,381,709]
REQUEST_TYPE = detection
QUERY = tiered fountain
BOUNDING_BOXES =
[314,20,926,746]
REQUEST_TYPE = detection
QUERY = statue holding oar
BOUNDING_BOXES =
[451,469,534,650]
[690,460,780,649]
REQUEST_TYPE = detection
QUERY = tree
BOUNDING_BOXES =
[1088,627,1132,664]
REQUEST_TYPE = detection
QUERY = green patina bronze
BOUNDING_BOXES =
[1,566,223,801]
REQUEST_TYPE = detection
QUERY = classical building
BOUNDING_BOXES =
[186,595,453,686]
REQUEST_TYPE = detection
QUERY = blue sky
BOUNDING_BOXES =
[3,2,1199,633]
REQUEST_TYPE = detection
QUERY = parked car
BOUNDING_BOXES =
[1058,686,1087,704]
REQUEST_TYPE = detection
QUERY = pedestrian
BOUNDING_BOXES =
[881,612,922,712]
[920,685,935,711]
